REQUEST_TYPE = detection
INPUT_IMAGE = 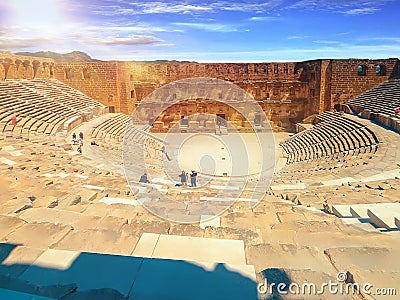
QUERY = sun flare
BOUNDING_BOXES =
[5,0,66,29]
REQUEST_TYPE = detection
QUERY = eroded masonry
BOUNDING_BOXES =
[1,51,399,130]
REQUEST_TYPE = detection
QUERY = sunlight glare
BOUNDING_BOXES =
[5,0,66,30]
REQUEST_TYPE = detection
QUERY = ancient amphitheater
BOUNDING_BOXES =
[0,52,400,299]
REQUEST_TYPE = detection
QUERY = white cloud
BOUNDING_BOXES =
[82,35,162,46]
[91,2,213,15]
[288,0,394,15]
[215,1,283,12]
[287,35,312,39]
[248,16,281,21]
[341,7,380,15]
[141,3,213,14]
[312,40,341,45]
[172,22,241,32]
[91,1,284,16]
[0,37,53,49]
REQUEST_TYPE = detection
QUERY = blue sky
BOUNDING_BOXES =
[0,0,399,62]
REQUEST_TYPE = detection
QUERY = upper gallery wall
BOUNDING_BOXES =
[1,51,399,126]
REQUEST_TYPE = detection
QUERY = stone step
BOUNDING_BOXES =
[133,233,247,265]
[0,198,33,215]
[332,204,353,218]
[349,203,399,219]
[0,215,27,240]
[324,246,400,299]
[2,221,73,249]
[51,228,137,256]
[367,204,400,230]
[18,207,102,230]
[339,218,381,232]
[395,217,400,229]
[246,243,336,274]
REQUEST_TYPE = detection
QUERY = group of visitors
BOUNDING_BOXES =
[72,132,84,153]
[179,170,198,187]
[72,132,84,145]
[138,170,198,187]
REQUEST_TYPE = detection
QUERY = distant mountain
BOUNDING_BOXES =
[14,51,100,62]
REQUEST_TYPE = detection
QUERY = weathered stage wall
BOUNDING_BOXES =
[1,51,399,129]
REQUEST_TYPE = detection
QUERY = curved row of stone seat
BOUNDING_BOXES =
[4,79,106,116]
[348,79,400,117]
[91,113,130,143]
[0,79,107,138]
[90,114,164,155]
[0,91,76,137]
[280,112,379,164]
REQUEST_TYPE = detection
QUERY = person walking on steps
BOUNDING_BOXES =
[79,132,84,144]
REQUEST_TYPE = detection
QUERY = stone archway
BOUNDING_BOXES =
[0,63,5,81]
[32,60,41,78]
[22,60,33,79]
[3,58,15,79]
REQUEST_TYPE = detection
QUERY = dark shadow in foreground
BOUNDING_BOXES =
[0,242,258,300]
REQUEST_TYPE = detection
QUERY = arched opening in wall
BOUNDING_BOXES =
[82,68,91,79]
[65,68,74,79]
[32,60,40,78]
[283,64,288,75]
[310,89,315,100]
[150,99,253,133]
[289,86,295,96]
[274,64,278,74]
[130,74,133,81]
[42,62,49,77]
[22,60,30,68]
[3,58,13,79]
[376,65,386,76]
[22,60,32,79]
[49,64,54,76]
[130,90,135,99]
[357,65,367,76]
[334,104,341,112]
[0,64,5,81]
[15,59,22,72]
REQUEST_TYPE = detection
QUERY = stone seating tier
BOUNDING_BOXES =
[280,111,378,164]
[0,79,107,138]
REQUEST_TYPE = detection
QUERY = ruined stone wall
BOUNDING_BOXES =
[121,61,297,83]
[0,51,55,80]
[117,61,306,124]
[2,51,399,130]
[329,58,399,107]
[53,62,120,112]
[295,60,323,115]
